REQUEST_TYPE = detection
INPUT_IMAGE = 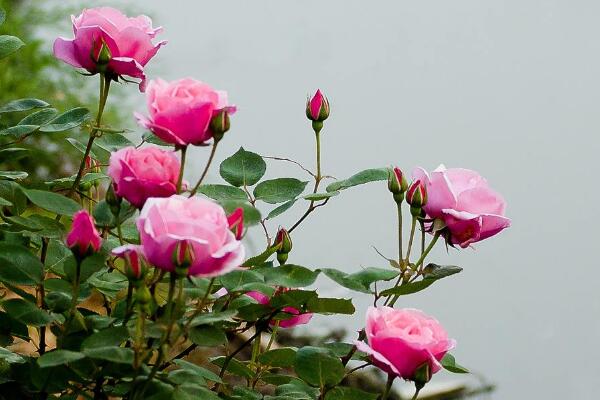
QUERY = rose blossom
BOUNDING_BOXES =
[66,210,102,257]
[107,146,181,208]
[132,195,244,277]
[356,307,455,381]
[135,78,236,146]
[413,165,511,248]
[246,291,313,328]
[53,7,165,91]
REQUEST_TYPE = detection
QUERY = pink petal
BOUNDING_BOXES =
[456,186,506,216]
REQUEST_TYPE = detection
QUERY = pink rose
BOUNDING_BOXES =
[246,291,313,328]
[136,195,244,277]
[66,210,102,257]
[306,89,330,122]
[356,307,455,381]
[135,78,236,146]
[413,165,511,248]
[53,7,165,91]
[107,146,181,209]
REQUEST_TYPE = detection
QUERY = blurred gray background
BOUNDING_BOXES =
[102,0,600,398]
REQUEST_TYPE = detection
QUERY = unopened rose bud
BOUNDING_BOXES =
[135,284,152,305]
[388,167,408,203]
[66,210,102,259]
[172,240,194,276]
[275,228,292,265]
[414,362,432,390]
[112,245,146,283]
[227,207,244,240]
[92,39,112,70]
[406,180,427,216]
[106,183,122,216]
[210,110,231,143]
[306,89,330,130]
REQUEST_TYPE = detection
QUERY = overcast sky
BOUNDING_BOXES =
[58,1,600,398]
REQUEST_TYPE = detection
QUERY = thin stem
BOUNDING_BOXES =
[69,258,82,320]
[411,388,421,400]
[381,375,395,400]
[176,146,187,194]
[123,282,134,324]
[341,329,365,366]
[397,202,403,263]
[315,130,322,184]
[38,238,49,356]
[405,216,417,263]
[69,74,111,198]
[189,142,218,196]
[420,220,425,256]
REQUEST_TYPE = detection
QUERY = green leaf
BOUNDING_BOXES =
[0,181,26,214]
[324,387,378,400]
[37,350,85,368]
[83,346,134,364]
[189,310,237,327]
[0,98,49,114]
[189,325,227,347]
[0,35,24,60]
[0,125,39,138]
[273,380,320,399]
[173,359,223,383]
[78,253,107,283]
[242,245,279,267]
[306,297,355,315]
[221,200,261,226]
[379,279,436,297]
[0,148,29,163]
[258,347,297,368]
[40,107,90,132]
[197,184,247,202]
[0,243,44,286]
[441,353,469,373]
[303,191,339,201]
[94,133,134,152]
[18,108,58,126]
[422,264,463,280]
[24,189,81,215]
[220,269,264,291]
[219,147,266,187]
[81,326,129,350]
[258,265,319,288]
[0,347,25,364]
[294,346,345,387]
[254,178,308,204]
[0,8,5,26]
[266,199,297,220]
[2,298,53,326]
[210,356,254,378]
[0,170,28,180]
[325,168,388,192]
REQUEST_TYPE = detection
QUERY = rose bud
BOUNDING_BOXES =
[137,196,244,277]
[246,291,313,329]
[227,207,244,240]
[209,110,231,143]
[112,245,146,282]
[53,7,166,91]
[66,210,102,258]
[135,78,236,146]
[105,183,122,216]
[306,89,330,122]
[355,307,455,382]
[406,179,427,216]
[412,165,511,248]
[107,146,181,209]
[388,167,409,203]
[274,228,292,265]
[172,240,195,276]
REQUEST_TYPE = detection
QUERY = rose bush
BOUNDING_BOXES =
[0,5,509,400]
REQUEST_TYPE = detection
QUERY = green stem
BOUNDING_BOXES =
[69,74,111,199]
[69,258,82,319]
[315,130,322,185]
[123,282,134,325]
[411,388,421,400]
[381,375,395,400]
[176,146,187,194]
[420,220,425,255]
[189,142,218,196]
[405,216,417,263]
[397,202,403,263]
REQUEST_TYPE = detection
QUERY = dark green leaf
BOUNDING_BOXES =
[0,35,25,60]
[0,243,44,285]
[93,133,134,152]
[18,108,58,126]
[267,199,297,219]
[0,8,5,26]
[24,189,81,215]
[0,181,26,214]
[197,184,247,202]
[189,310,237,327]
[258,347,296,367]
[37,350,85,368]
[306,297,354,315]
[189,325,227,347]
[0,125,38,138]
[441,353,469,373]
[258,265,319,288]
[39,108,90,132]
[221,200,261,226]
[379,279,436,297]
[303,191,339,201]
[173,359,223,383]
[325,387,378,400]
[422,264,463,280]
[325,168,388,192]
[83,346,134,364]
[294,346,345,387]
[0,98,48,114]
[2,298,53,326]
[254,178,308,204]
[81,326,129,350]
[242,245,279,267]
[219,147,266,187]
[0,347,25,364]
[210,356,254,378]
[0,170,27,181]
[220,269,264,291]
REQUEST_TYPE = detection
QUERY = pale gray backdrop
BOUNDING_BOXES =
[68,1,600,398]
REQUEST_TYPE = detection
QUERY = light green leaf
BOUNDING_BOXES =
[266,199,297,220]
[441,353,469,373]
[24,189,81,215]
[197,184,247,202]
[0,171,27,180]
[18,108,58,126]
[0,35,24,60]
[40,107,90,132]
[254,178,308,204]
[326,168,388,192]
[219,147,266,187]
[0,98,49,114]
